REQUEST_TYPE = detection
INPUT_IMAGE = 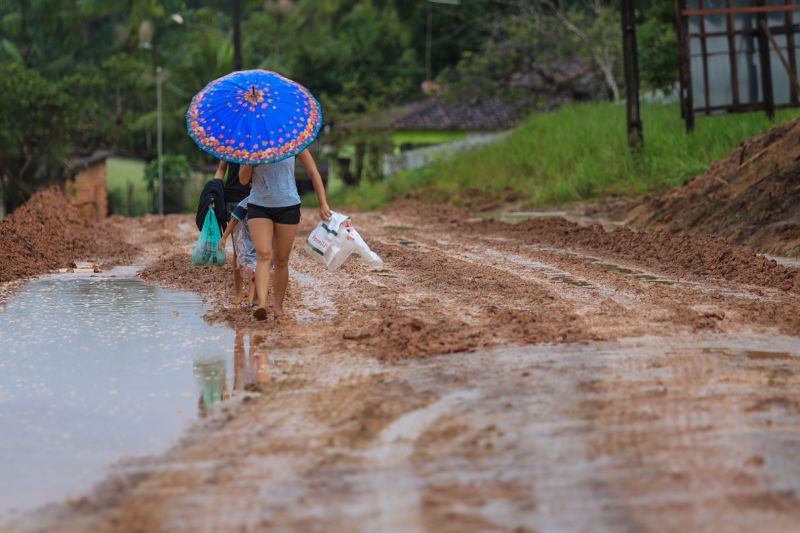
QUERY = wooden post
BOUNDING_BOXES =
[127,181,134,217]
[676,0,695,131]
[756,0,775,120]
[621,0,643,147]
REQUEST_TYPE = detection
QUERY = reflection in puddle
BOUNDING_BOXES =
[0,268,265,520]
[194,330,272,415]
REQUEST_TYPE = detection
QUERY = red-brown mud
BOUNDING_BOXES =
[132,200,800,363]
[6,199,800,532]
[477,216,800,293]
[625,116,800,256]
[0,188,134,283]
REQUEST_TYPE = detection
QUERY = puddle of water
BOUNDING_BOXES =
[398,238,417,246]
[480,248,596,289]
[0,268,242,520]
[595,262,634,275]
[635,274,675,286]
[532,247,678,286]
[767,255,800,269]
[483,211,568,224]
[551,274,595,289]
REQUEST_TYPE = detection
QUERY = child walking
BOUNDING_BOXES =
[220,197,258,308]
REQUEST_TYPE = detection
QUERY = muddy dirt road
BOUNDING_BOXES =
[6,204,800,532]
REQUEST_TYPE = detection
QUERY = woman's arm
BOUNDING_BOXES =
[239,165,253,186]
[214,160,228,180]
[297,149,332,221]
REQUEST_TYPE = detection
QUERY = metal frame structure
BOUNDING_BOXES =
[676,0,800,131]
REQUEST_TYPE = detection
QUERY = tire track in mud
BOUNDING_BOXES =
[359,390,482,532]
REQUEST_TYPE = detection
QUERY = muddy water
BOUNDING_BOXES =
[0,267,233,521]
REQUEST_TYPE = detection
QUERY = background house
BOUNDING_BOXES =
[66,152,110,221]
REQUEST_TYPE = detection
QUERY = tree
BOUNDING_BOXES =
[60,54,154,156]
[534,0,622,102]
[144,154,192,213]
[0,62,75,213]
[638,1,678,93]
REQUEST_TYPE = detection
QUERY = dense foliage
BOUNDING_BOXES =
[0,0,680,212]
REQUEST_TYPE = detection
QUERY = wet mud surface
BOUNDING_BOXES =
[12,335,800,532]
[3,201,800,531]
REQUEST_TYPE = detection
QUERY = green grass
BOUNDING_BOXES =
[320,102,800,211]
[107,157,150,216]
[391,130,468,146]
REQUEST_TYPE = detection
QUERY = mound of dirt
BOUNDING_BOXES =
[0,187,133,283]
[625,117,800,257]
[343,306,486,359]
[477,216,800,293]
[139,252,232,304]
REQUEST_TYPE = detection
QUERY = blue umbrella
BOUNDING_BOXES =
[186,69,323,165]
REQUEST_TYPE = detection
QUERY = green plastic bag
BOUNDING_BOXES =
[192,209,227,267]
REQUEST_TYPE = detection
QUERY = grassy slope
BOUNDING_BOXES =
[106,157,150,216]
[318,102,800,211]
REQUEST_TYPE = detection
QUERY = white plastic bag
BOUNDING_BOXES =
[305,212,383,271]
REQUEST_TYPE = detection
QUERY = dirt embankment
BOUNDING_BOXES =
[625,117,800,257]
[0,188,134,283]
[475,216,800,293]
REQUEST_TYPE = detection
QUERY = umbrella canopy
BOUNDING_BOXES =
[186,70,323,165]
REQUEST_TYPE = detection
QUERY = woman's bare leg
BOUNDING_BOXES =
[248,218,275,314]
[272,222,298,317]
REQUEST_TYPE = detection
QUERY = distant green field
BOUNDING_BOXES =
[107,157,150,216]
[320,102,800,211]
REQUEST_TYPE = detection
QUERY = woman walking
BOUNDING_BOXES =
[239,148,331,321]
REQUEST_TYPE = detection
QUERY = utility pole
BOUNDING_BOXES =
[621,0,643,148]
[157,66,164,216]
[426,2,433,81]
[233,0,243,70]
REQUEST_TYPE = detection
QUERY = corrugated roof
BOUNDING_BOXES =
[68,151,112,169]
[346,97,530,132]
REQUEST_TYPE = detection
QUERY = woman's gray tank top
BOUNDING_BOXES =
[248,156,301,208]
